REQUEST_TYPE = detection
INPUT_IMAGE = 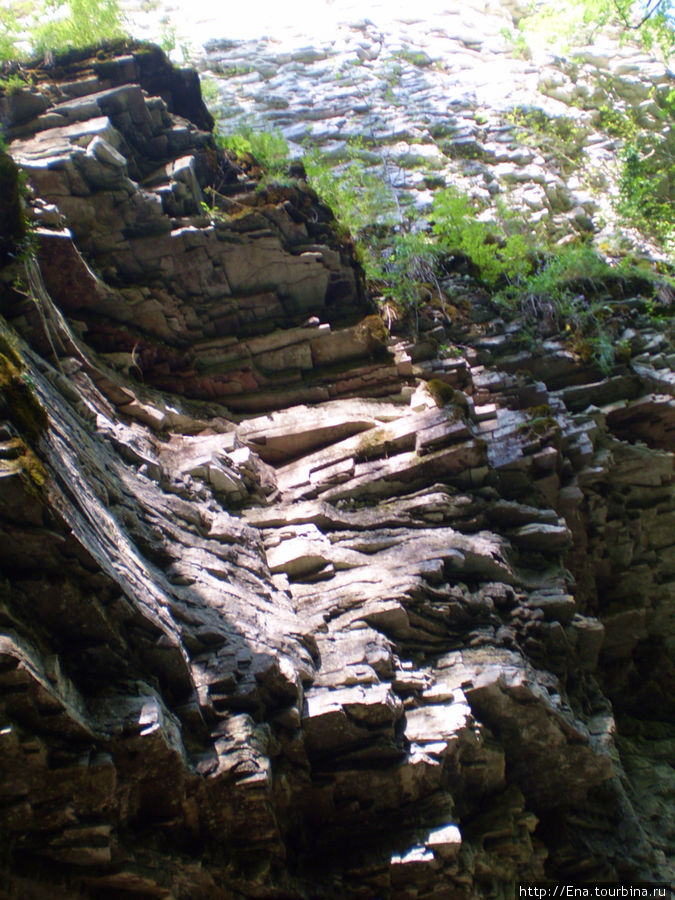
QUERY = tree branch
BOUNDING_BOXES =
[612,0,666,30]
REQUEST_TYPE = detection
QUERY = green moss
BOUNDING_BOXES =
[355,426,393,460]
[0,349,49,444]
[616,339,632,364]
[531,416,558,435]
[518,406,559,437]
[15,441,47,494]
[355,314,389,356]
[426,380,470,415]
[0,329,48,497]
[566,330,593,365]
[0,333,23,369]
[0,152,26,263]
[527,403,552,419]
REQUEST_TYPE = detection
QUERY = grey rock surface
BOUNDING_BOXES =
[0,38,672,899]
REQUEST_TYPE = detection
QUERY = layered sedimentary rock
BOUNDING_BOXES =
[171,0,674,251]
[5,44,375,415]
[0,47,673,898]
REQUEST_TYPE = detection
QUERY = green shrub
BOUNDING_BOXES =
[617,131,674,248]
[516,0,674,60]
[367,229,439,310]
[0,73,28,94]
[596,87,673,250]
[431,187,533,286]
[499,26,532,60]
[495,241,660,373]
[32,0,126,55]
[497,242,618,319]
[304,142,398,235]
[0,9,19,62]
[217,126,290,178]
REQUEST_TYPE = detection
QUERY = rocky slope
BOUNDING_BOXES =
[0,44,673,898]
[125,0,673,255]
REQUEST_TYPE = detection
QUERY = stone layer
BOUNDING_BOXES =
[0,44,673,898]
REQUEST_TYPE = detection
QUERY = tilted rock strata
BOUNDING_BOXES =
[0,49,673,897]
[5,44,378,415]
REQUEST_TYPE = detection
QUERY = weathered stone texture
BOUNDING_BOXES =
[0,44,672,899]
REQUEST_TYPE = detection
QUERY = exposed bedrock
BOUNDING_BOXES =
[0,45,672,898]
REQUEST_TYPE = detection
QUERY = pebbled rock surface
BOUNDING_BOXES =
[124,0,673,253]
[0,45,673,898]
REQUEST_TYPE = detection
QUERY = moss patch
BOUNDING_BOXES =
[0,327,49,498]
[8,441,47,496]
[0,346,49,444]
[0,333,23,369]
[355,315,390,357]
[518,405,560,439]
[426,379,469,415]
[355,426,393,460]
[0,152,26,264]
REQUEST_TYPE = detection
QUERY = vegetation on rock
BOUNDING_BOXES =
[0,37,673,899]
[0,326,49,497]
[0,0,127,60]
[215,125,291,182]
[213,107,671,375]
[513,0,674,59]
[0,150,27,264]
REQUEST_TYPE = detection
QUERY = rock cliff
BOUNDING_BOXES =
[0,42,673,899]
[181,0,673,256]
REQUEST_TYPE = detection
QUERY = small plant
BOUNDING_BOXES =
[431,187,533,287]
[616,336,633,365]
[596,103,636,139]
[506,106,588,173]
[394,46,432,68]
[0,73,29,94]
[200,75,220,108]
[589,329,616,374]
[304,142,398,235]
[217,64,254,79]
[368,229,441,314]
[32,0,127,55]
[0,9,19,62]
[159,18,176,56]
[200,192,227,223]
[382,60,403,87]
[217,126,290,179]
[499,26,532,60]
[439,342,464,358]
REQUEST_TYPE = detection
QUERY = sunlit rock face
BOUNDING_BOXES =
[0,37,673,900]
[122,0,673,254]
